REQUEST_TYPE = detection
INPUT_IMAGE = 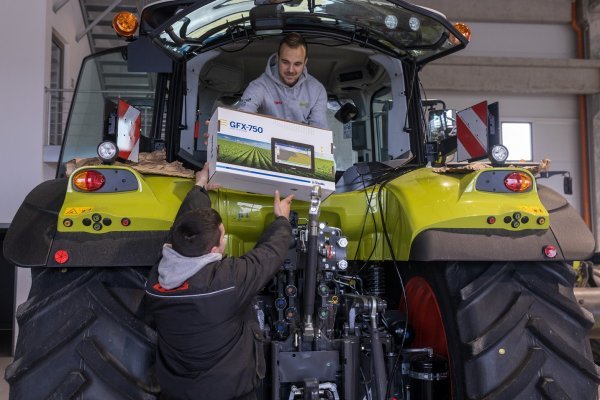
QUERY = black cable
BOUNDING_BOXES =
[354,173,379,269]
[402,62,420,133]
[418,79,431,136]
[375,174,409,400]
[352,185,372,260]
[360,367,373,400]
[219,37,255,53]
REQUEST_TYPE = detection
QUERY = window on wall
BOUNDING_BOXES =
[49,35,64,146]
[501,122,532,161]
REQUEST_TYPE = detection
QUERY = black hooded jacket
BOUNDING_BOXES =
[145,186,292,399]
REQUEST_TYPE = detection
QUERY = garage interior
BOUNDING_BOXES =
[2,0,600,398]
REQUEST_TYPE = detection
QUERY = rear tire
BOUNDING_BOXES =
[404,261,600,399]
[5,267,159,400]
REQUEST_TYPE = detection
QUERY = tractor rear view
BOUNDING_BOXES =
[4,0,599,399]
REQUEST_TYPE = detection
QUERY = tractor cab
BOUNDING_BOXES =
[58,0,469,182]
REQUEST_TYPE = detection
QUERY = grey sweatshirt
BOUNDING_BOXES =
[157,244,223,289]
[238,53,329,129]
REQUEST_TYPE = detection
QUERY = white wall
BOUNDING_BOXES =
[459,22,575,59]
[0,3,47,226]
[0,1,90,224]
[0,0,46,354]
[0,0,90,352]
[44,0,92,180]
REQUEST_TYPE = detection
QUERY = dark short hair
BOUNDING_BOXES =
[171,208,222,257]
[278,32,308,59]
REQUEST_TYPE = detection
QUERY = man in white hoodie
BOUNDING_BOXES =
[238,32,329,129]
[145,164,294,399]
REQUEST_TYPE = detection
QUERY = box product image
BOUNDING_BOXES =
[207,107,335,201]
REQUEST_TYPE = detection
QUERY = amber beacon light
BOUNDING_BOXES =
[113,11,139,38]
[453,22,472,43]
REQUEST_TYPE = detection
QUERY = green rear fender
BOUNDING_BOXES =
[383,168,593,262]
[48,166,194,267]
[3,179,68,267]
[5,166,196,268]
[57,166,194,233]
[9,165,590,268]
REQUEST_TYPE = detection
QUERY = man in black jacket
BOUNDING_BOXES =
[146,164,294,400]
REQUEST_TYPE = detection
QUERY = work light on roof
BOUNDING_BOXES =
[408,16,421,31]
[489,144,509,165]
[97,141,118,163]
[384,15,398,29]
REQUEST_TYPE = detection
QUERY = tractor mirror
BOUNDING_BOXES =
[564,175,573,195]
[335,103,359,124]
[427,109,456,143]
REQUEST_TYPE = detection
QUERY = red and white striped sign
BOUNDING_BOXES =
[457,101,488,162]
[117,99,141,162]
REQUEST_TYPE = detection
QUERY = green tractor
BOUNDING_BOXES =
[4,0,599,399]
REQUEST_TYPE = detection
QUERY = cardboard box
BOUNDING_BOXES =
[207,107,335,202]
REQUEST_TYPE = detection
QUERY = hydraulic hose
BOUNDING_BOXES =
[303,186,322,338]
[371,325,388,400]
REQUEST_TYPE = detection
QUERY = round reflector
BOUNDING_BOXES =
[112,11,139,38]
[504,172,532,192]
[73,170,106,191]
[543,245,558,259]
[54,250,69,264]
[537,217,546,225]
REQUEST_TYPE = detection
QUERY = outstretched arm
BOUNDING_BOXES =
[175,163,219,219]
[273,190,294,221]
[233,191,294,303]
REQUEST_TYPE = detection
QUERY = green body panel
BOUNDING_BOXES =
[381,167,548,260]
[58,165,549,262]
[58,166,196,233]
[216,187,385,258]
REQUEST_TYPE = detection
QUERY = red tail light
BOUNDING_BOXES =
[504,172,532,192]
[73,170,106,191]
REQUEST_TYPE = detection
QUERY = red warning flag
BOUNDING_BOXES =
[457,101,488,162]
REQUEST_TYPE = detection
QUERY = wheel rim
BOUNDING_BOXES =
[403,276,449,360]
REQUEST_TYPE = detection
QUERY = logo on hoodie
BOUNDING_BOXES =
[299,101,310,108]
[153,281,190,293]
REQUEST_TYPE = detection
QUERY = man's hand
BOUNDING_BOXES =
[203,120,210,145]
[274,190,294,220]
[195,163,221,191]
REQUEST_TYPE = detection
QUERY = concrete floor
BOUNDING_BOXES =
[0,357,9,400]
[0,330,12,400]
